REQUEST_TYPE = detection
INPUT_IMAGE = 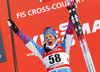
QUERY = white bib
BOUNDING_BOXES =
[42,46,70,71]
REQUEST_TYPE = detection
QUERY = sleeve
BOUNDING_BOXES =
[16,29,44,59]
[60,20,74,53]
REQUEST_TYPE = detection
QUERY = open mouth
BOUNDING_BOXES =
[48,41,52,46]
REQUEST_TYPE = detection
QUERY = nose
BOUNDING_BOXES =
[47,37,51,41]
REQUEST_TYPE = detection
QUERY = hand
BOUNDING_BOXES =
[72,3,77,9]
[7,19,19,33]
[8,19,12,27]
[7,19,15,27]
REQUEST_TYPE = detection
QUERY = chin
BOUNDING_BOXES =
[49,45,53,46]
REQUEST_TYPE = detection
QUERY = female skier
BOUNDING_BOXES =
[8,3,76,72]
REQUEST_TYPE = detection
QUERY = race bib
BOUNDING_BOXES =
[43,52,69,69]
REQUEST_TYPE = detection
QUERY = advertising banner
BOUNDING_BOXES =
[0,0,100,72]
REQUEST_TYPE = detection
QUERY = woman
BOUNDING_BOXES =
[8,4,75,72]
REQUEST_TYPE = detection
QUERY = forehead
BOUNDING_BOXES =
[44,34,54,37]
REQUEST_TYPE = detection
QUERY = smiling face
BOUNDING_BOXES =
[44,34,56,46]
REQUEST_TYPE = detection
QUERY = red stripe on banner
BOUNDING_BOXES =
[47,64,70,71]
[38,0,51,4]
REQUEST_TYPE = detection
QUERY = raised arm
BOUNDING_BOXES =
[8,19,44,59]
[60,20,74,53]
